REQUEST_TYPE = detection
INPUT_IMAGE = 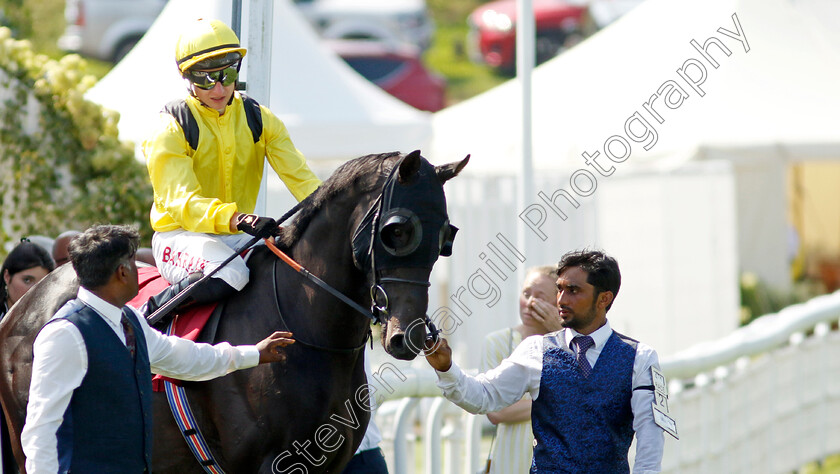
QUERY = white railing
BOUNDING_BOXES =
[373,290,840,473]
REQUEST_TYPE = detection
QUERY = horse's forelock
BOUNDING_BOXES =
[276,152,403,248]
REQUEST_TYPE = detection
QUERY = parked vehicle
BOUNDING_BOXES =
[58,0,168,63]
[467,0,592,73]
[294,0,434,51]
[59,0,433,64]
[327,39,446,112]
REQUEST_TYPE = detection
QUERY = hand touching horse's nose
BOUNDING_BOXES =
[424,336,452,372]
[257,331,295,363]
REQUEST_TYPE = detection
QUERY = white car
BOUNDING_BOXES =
[58,0,433,64]
[58,0,168,63]
[293,0,434,50]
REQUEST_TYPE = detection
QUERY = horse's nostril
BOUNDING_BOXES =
[390,333,405,350]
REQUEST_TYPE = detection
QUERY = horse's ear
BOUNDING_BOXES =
[398,150,423,183]
[436,154,470,184]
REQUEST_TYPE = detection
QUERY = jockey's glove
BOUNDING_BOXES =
[235,213,278,239]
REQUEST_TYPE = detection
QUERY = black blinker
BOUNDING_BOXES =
[439,224,458,257]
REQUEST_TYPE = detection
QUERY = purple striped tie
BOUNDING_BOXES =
[572,335,594,377]
[121,313,136,358]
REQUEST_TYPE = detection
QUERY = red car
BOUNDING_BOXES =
[326,39,447,112]
[467,0,591,72]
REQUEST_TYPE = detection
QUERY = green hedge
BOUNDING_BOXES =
[0,27,152,257]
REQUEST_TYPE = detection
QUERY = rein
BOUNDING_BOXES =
[265,238,378,324]
[264,238,440,353]
[146,200,309,326]
[260,157,443,354]
[265,239,371,354]
[262,161,443,354]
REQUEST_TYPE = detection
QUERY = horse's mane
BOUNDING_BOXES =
[275,151,402,248]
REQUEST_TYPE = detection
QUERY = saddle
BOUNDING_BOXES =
[127,267,224,391]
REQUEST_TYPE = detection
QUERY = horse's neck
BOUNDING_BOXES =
[289,194,373,298]
[274,205,369,329]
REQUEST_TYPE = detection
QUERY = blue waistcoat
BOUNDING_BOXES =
[52,300,153,473]
[531,330,637,473]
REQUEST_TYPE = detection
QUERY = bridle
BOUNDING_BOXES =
[350,160,456,338]
[354,193,432,317]
[265,156,456,351]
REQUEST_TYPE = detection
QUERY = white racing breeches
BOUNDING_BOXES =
[151,230,259,291]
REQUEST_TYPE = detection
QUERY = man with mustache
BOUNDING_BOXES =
[425,249,666,473]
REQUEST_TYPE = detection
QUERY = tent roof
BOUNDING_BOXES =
[86,0,432,162]
[431,0,840,175]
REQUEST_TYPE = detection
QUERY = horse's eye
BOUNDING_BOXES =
[382,222,413,249]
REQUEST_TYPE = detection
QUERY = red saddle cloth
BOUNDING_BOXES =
[127,266,219,391]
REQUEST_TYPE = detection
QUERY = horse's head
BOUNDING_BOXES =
[352,150,469,360]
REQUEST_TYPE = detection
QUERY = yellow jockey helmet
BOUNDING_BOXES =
[175,18,247,74]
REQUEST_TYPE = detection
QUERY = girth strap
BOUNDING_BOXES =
[163,319,227,474]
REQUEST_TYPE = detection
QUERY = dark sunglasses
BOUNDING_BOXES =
[186,65,238,90]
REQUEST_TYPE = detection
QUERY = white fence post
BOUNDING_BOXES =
[425,398,444,474]
[393,398,420,474]
[464,414,483,473]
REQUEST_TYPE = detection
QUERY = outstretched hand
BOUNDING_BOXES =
[256,331,295,364]
[423,336,453,372]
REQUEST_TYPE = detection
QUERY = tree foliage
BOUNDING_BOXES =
[427,0,487,25]
[0,27,152,258]
[0,0,65,54]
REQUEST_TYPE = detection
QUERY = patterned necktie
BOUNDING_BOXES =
[121,311,136,358]
[572,335,595,378]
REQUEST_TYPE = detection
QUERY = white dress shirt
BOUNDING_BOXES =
[435,321,665,473]
[21,287,260,474]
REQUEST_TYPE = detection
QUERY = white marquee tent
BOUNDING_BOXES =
[433,0,840,171]
[430,0,840,363]
[86,0,432,168]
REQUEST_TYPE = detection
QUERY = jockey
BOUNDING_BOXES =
[142,18,321,319]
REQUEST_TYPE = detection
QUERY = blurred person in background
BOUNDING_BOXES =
[1,239,56,321]
[25,236,54,258]
[134,247,156,266]
[51,230,81,267]
[480,265,559,473]
[1,239,55,474]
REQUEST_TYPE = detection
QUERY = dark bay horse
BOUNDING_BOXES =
[0,150,469,473]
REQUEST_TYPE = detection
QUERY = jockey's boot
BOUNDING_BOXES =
[143,273,237,324]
